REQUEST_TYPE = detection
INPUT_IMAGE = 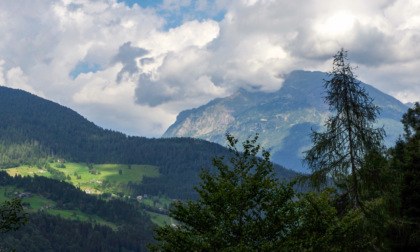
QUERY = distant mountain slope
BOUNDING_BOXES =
[163,70,408,173]
[0,86,296,198]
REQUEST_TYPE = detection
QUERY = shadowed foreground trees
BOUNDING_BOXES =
[0,198,28,252]
[149,134,373,251]
[0,198,27,234]
[149,50,419,251]
[386,102,420,250]
[301,49,420,250]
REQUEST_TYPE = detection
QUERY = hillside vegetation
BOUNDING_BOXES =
[6,162,159,195]
[0,171,155,251]
[0,86,297,199]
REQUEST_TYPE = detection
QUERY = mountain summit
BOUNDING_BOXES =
[163,70,408,173]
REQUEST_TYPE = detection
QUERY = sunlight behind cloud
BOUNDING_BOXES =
[316,11,355,38]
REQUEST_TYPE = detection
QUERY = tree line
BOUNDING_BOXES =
[0,171,155,251]
[0,86,297,199]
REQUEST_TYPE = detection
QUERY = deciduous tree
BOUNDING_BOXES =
[0,198,27,234]
[386,102,420,250]
[148,134,373,251]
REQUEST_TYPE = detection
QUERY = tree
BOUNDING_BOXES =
[149,134,293,250]
[148,134,373,251]
[0,198,28,252]
[402,102,420,139]
[386,102,420,250]
[303,49,385,209]
[0,198,28,234]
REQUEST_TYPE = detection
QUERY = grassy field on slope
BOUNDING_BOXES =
[6,162,160,194]
[4,163,178,227]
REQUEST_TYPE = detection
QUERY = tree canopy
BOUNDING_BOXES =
[0,198,27,234]
[149,134,373,251]
[386,102,420,250]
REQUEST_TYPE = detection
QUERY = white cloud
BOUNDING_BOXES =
[0,0,419,137]
[0,61,42,97]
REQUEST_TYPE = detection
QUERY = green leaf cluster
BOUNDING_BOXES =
[149,134,371,251]
[0,198,28,234]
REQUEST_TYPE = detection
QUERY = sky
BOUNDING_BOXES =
[1,0,419,137]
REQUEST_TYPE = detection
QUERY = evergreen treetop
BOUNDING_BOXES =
[303,48,385,208]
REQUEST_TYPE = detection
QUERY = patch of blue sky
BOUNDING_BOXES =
[117,0,162,9]
[69,62,102,79]
[118,0,226,30]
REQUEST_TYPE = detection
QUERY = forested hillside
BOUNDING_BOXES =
[0,86,296,199]
[0,171,154,251]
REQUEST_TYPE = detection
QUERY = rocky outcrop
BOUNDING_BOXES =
[163,70,408,173]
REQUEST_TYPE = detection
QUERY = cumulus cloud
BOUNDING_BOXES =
[135,47,226,107]
[112,41,148,83]
[0,0,419,137]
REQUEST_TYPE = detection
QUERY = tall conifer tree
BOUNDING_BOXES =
[303,49,385,208]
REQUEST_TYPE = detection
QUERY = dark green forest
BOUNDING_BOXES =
[0,171,154,251]
[0,85,295,250]
[0,86,297,199]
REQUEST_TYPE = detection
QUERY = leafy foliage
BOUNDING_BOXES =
[385,102,420,250]
[0,197,28,252]
[0,198,28,234]
[402,102,420,139]
[149,134,372,251]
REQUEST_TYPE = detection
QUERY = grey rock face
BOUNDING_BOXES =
[163,70,407,173]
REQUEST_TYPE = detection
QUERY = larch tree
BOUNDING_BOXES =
[303,49,385,209]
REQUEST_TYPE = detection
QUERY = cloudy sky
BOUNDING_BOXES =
[1,0,419,137]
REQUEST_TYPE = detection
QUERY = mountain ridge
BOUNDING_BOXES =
[163,70,408,173]
[0,85,296,199]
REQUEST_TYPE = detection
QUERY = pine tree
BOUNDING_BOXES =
[303,49,385,208]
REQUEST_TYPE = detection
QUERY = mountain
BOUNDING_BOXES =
[163,70,408,173]
[0,86,296,199]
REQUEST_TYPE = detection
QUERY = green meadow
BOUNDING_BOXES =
[6,162,160,195]
[4,163,180,227]
[148,211,172,227]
